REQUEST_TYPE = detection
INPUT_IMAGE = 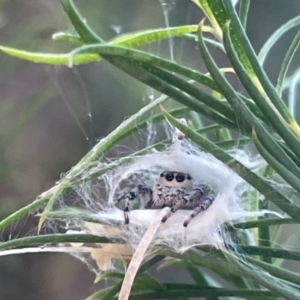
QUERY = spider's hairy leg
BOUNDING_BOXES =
[123,191,136,224]
[119,184,153,224]
[183,192,215,227]
[161,197,187,223]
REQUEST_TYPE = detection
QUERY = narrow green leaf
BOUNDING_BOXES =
[1,24,201,65]
[238,0,250,29]
[132,274,163,293]
[203,36,225,51]
[0,44,218,91]
[197,22,252,133]
[165,249,300,299]
[86,286,116,300]
[241,245,300,262]
[0,142,166,233]
[60,0,104,43]
[274,232,300,268]
[0,121,220,233]
[128,288,274,300]
[0,196,49,232]
[39,208,124,227]
[253,130,300,194]
[122,62,234,120]
[248,256,300,286]
[230,217,295,230]
[189,111,203,129]
[199,21,300,177]
[202,0,255,77]
[111,25,201,48]
[167,250,247,290]
[215,138,251,149]
[288,68,300,119]
[88,282,123,300]
[277,29,300,96]
[101,54,238,131]
[223,0,300,135]
[258,199,272,263]
[0,42,264,130]
[186,265,210,287]
[71,43,266,122]
[205,0,230,33]
[94,272,124,283]
[52,32,83,45]
[161,108,300,222]
[81,45,263,119]
[0,42,275,131]
[186,264,248,296]
[70,43,218,90]
[89,255,165,300]
[36,96,168,231]
[0,46,99,65]
[223,250,300,300]
[258,15,300,65]
[278,141,300,168]
[0,234,114,251]
[196,0,223,40]
[222,22,300,173]
[137,255,165,274]
[51,24,206,51]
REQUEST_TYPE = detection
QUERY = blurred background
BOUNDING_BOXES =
[1,0,300,299]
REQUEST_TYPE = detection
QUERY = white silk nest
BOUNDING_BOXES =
[59,136,278,272]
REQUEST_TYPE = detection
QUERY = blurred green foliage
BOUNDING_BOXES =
[2,0,300,299]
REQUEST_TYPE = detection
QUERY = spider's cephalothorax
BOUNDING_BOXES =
[118,171,215,227]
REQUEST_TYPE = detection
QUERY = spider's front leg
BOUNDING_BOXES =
[122,191,136,224]
[183,186,215,227]
[118,184,153,224]
[161,195,188,223]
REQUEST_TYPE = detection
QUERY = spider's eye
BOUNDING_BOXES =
[187,174,191,180]
[165,172,174,181]
[175,173,185,182]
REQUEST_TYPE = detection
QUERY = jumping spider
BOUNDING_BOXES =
[117,171,215,227]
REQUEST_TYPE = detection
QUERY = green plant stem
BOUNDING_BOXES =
[165,248,300,299]
[240,245,300,261]
[258,15,300,65]
[0,196,50,232]
[258,198,271,263]
[0,234,117,251]
[252,130,300,194]
[223,22,300,172]
[60,0,104,43]
[277,29,300,96]
[248,256,300,286]
[0,96,167,233]
[223,0,297,128]
[162,109,300,222]
[125,288,274,300]
[229,217,295,230]
[103,55,238,131]
[238,0,250,28]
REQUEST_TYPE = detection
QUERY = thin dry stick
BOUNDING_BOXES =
[118,208,170,300]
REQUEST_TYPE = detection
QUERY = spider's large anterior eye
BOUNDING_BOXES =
[165,172,174,181]
[175,173,185,182]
